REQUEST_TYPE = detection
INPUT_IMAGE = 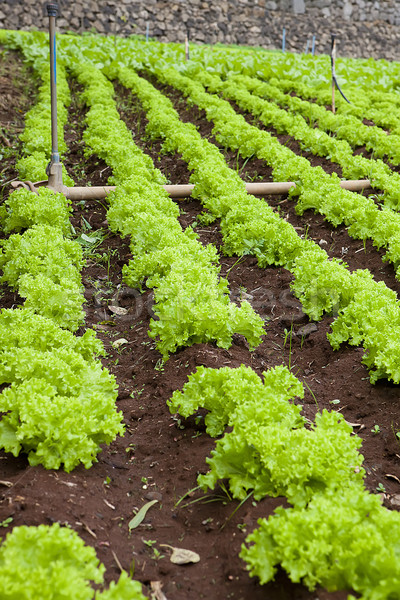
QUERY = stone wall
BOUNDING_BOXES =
[1,0,400,61]
[298,0,400,26]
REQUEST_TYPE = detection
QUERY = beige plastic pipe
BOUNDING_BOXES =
[11,179,373,199]
[62,179,372,200]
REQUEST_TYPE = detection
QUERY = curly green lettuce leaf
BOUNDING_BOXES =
[95,572,147,600]
[199,410,363,504]
[1,187,72,234]
[241,485,400,600]
[0,523,146,599]
[18,273,84,332]
[0,224,83,288]
[0,225,84,330]
[0,377,123,471]
[0,308,123,471]
[168,364,303,437]
[0,307,102,359]
[0,523,104,600]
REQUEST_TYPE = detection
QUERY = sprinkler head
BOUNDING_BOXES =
[46,2,58,17]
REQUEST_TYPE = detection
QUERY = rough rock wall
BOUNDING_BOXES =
[1,0,400,61]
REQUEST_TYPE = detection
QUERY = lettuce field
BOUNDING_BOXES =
[1,28,400,599]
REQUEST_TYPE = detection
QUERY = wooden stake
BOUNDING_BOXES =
[185,30,190,61]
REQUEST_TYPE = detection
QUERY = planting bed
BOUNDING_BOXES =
[1,35,400,600]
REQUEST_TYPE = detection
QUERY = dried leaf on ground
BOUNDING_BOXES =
[160,543,200,564]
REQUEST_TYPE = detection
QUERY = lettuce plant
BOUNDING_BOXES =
[0,224,83,287]
[0,224,84,330]
[169,365,363,504]
[0,523,146,599]
[0,308,124,471]
[0,187,72,234]
[241,485,400,600]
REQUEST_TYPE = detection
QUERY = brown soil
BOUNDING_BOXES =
[0,47,36,310]
[0,49,400,600]
[0,47,35,188]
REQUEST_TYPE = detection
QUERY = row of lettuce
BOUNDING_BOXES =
[2,28,400,599]
[0,30,145,599]
[0,37,124,472]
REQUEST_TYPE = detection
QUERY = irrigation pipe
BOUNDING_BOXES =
[331,34,351,114]
[11,179,373,200]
